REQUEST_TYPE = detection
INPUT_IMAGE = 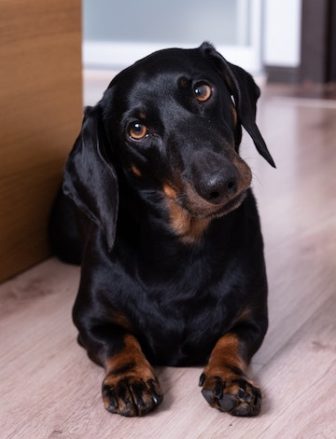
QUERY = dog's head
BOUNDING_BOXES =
[63,42,275,249]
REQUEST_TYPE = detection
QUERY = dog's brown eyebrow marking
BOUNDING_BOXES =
[130,165,142,177]
[179,77,189,88]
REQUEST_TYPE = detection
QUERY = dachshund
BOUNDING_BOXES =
[49,42,275,417]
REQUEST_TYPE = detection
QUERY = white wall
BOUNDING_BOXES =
[83,0,261,73]
[84,0,245,46]
[263,0,302,67]
[83,0,302,72]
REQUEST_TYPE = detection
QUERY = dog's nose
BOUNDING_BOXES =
[199,172,238,204]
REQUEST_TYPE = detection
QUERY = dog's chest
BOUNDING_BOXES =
[114,229,244,365]
[130,280,239,366]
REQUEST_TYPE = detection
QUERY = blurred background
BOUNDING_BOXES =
[82,0,336,104]
[83,0,299,72]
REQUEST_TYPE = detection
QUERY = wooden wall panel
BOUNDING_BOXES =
[0,0,82,281]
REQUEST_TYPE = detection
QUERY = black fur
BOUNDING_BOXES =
[49,42,274,414]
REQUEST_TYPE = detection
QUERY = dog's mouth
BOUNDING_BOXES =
[185,191,247,219]
[162,179,249,221]
[207,192,247,217]
[162,182,249,242]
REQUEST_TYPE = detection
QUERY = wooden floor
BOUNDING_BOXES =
[1,79,336,438]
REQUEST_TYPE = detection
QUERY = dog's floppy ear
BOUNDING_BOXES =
[63,105,119,251]
[201,42,276,168]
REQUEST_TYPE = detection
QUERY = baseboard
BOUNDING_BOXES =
[83,41,262,73]
[265,65,301,84]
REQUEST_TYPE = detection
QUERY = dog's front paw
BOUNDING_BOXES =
[102,371,163,417]
[199,372,261,416]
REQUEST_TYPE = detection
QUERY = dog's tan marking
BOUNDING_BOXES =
[162,182,210,243]
[231,105,238,126]
[204,333,246,378]
[168,200,210,244]
[103,334,162,416]
[236,307,252,323]
[110,310,132,332]
[104,335,153,380]
[164,199,209,243]
[232,154,252,192]
[163,183,178,199]
[200,333,261,415]
[179,77,189,88]
[130,165,142,177]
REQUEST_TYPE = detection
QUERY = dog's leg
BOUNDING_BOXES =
[76,320,163,417]
[199,320,266,417]
[101,333,163,416]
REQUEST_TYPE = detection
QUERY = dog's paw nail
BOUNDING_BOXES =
[199,372,206,386]
[214,377,223,399]
[152,394,160,405]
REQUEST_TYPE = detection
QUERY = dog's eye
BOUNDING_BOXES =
[193,82,212,102]
[128,121,148,140]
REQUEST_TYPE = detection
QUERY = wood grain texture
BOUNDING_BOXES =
[0,85,336,438]
[0,0,82,281]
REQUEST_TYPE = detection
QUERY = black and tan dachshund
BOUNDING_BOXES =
[49,42,275,417]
